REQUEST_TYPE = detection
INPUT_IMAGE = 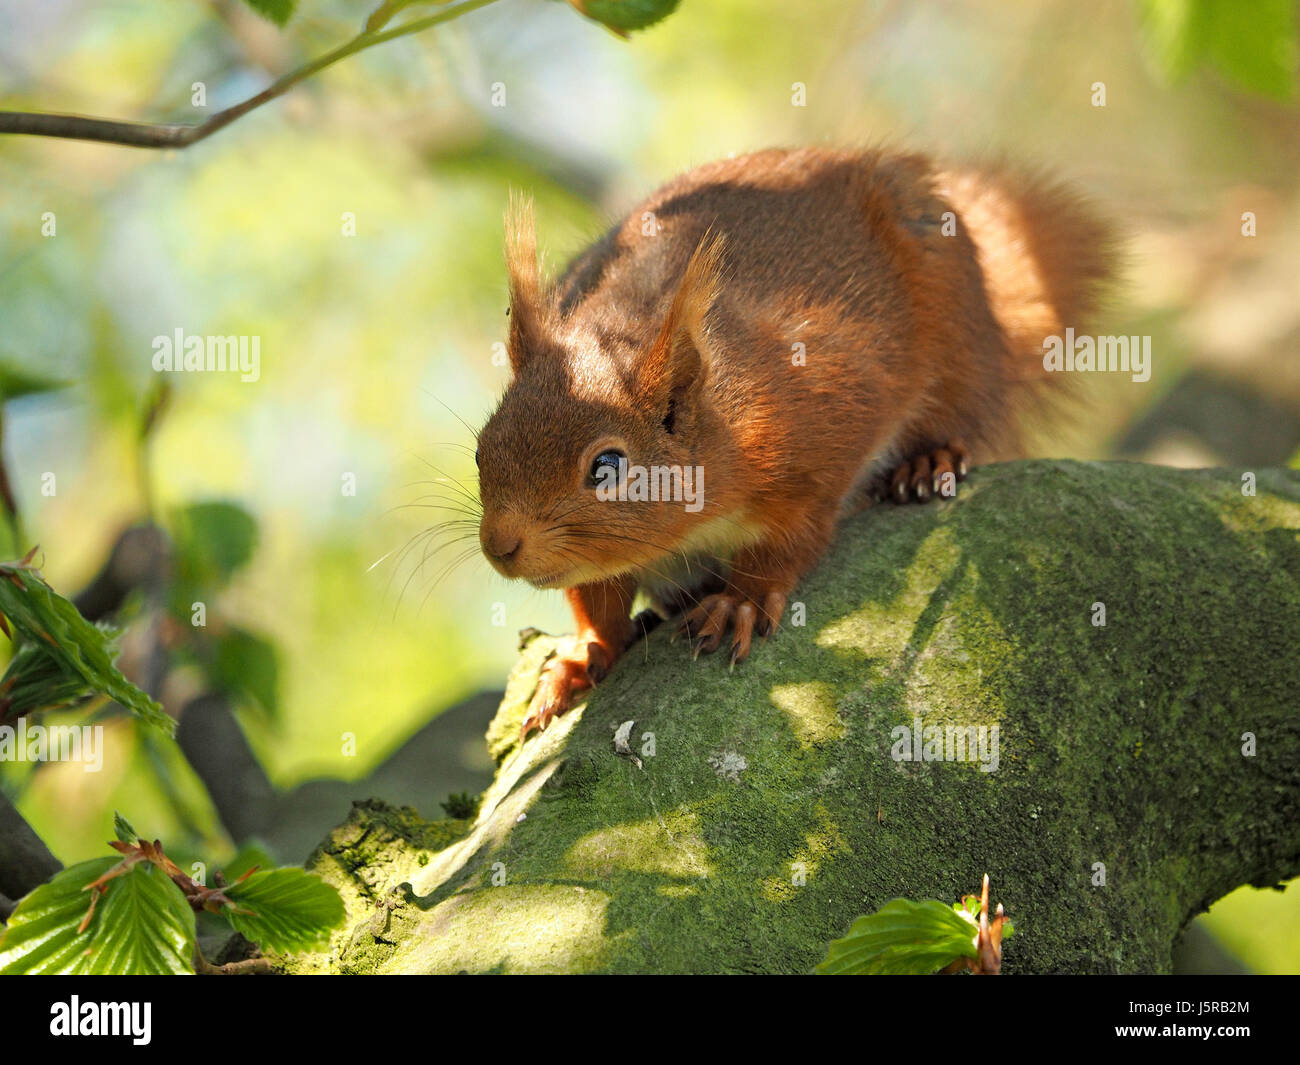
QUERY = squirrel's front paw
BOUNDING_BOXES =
[520,641,611,740]
[675,589,787,669]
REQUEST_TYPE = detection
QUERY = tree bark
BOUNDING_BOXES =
[288,461,1300,974]
[0,790,61,901]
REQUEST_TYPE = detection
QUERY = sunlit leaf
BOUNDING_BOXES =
[0,858,195,975]
[816,898,979,975]
[224,868,346,953]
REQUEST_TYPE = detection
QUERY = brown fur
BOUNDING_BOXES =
[475,147,1116,735]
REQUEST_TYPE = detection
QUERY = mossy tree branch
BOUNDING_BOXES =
[292,461,1300,974]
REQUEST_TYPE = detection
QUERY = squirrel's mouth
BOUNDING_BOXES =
[527,572,568,590]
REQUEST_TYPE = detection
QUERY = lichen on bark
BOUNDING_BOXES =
[288,461,1300,974]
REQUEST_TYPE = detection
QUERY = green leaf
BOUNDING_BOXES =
[224,868,345,954]
[816,898,979,975]
[114,811,138,844]
[241,0,297,27]
[566,0,680,34]
[0,562,172,734]
[0,359,71,402]
[210,626,279,718]
[0,858,195,974]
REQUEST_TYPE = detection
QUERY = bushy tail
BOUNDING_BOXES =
[939,164,1118,389]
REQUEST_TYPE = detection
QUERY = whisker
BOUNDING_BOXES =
[416,546,484,614]
[406,453,480,509]
[383,521,477,613]
[418,389,481,441]
[550,522,764,583]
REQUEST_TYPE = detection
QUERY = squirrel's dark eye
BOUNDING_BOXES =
[588,449,625,487]
[474,445,481,467]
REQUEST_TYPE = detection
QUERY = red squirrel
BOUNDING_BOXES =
[474,147,1114,737]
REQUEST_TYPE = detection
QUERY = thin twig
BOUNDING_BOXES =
[195,953,276,975]
[0,0,499,150]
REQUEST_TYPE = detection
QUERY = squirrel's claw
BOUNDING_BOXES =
[520,696,563,741]
[520,646,607,741]
[679,592,775,671]
[728,601,759,670]
[679,594,734,656]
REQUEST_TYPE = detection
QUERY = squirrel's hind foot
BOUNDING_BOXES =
[887,441,969,503]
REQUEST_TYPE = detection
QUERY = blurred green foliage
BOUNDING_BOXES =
[244,0,298,28]
[1138,0,1297,99]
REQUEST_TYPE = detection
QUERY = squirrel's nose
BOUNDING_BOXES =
[484,530,522,563]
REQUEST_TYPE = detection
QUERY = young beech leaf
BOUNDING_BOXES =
[815,898,981,975]
[0,858,195,975]
[223,868,346,954]
[0,639,100,718]
[113,811,139,844]
[0,560,171,734]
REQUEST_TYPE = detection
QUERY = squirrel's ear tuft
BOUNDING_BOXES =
[641,231,726,404]
[504,192,550,374]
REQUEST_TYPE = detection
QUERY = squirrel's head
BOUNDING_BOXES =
[475,196,725,589]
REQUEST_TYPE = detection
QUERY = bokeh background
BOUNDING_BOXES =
[1,0,1297,972]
